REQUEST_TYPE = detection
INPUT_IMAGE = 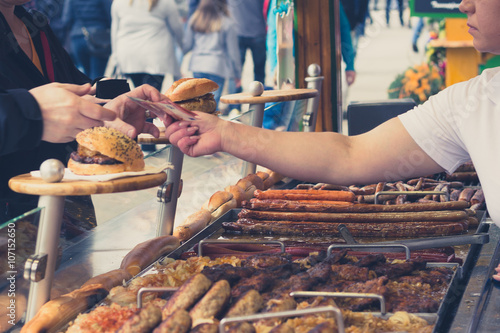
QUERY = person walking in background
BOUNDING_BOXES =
[62,0,112,80]
[111,0,183,91]
[183,0,241,110]
[227,0,267,85]
[225,0,266,113]
[341,0,369,58]
[385,0,404,27]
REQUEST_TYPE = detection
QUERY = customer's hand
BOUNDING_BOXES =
[345,70,356,86]
[494,263,500,282]
[29,83,117,143]
[104,84,165,138]
[164,112,224,157]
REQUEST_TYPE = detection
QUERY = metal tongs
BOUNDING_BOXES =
[337,224,489,251]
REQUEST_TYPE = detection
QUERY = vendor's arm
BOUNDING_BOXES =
[165,113,445,185]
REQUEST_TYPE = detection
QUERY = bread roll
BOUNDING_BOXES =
[235,179,257,202]
[224,185,246,207]
[173,209,212,242]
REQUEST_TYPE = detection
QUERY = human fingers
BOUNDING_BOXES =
[128,84,164,102]
[105,118,137,138]
[55,82,93,96]
[167,125,198,147]
[163,120,192,138]
[142,121,160,138]
[176,135,201,156]
[79,100,117,122]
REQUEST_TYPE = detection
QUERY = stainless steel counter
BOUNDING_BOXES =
[449,221,500,332]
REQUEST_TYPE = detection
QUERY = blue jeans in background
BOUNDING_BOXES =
[70,35,108,80]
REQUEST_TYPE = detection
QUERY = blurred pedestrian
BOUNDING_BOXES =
[183,0,241,111]
[111,0,183,91]
[62,0,112,80]
[341,0,369,58]
[228,0,267,85]
[386,0,404,27]
[411,17,424,53]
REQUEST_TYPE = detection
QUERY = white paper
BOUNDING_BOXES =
[30,163,173,182]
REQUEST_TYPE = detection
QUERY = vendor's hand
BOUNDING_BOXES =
[345,70,356,86]
[104,84,165,138]
[164,112,224,157]
[494,263,500,282]
[30,83,117,143]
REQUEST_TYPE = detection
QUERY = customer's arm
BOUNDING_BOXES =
[165,113,445,184]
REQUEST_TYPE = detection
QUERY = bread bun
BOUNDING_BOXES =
[263,171,284,189]
[203,191,234,213]
[69,127,145,175]
[210,197,237,222]
[224,185,246,207]
[165,78,218,102]
[235,179,257,202]
[165,78,219,114]
[256,171,270,182]
[173,209,212,242]
[243,174,265,191]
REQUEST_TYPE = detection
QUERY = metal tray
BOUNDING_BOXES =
[132,209,485,332]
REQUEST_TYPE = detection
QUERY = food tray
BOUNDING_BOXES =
[133,209,487,332]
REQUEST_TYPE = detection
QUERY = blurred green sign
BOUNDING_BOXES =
[410,0,466,18]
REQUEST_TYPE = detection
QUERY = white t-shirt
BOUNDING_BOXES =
[399,67,500,227]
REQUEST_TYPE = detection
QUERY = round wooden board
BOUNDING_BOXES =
[9,172,167,196]
[137,133,170,144]
[220,88,318,105]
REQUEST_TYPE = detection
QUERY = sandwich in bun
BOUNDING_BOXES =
[68,127,145,175]
[165,78,219,114]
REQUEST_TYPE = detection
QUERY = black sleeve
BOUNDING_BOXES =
[0,89,43,156]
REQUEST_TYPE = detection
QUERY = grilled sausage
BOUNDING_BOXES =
[224,219,469,237]
[153,309,191,333]
[243,199,469,213]
[189,280,231,327]
[116,303,162,333]
[225,289,264,318]
[162,273,212,318]
[238,209,468,223]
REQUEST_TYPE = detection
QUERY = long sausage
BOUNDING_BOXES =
[238,209,468,223]
[243,199,469,213]
[458,188,476,202]
[254,189,355,202]
[223,219,468,237]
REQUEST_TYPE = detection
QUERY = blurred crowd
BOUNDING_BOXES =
[21,0,387,113]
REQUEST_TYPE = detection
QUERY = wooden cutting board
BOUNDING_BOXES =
[220,88,318,104]
[9,172,167,196]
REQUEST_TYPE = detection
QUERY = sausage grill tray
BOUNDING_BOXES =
[132,208,491,332]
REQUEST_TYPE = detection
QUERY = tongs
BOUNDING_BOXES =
[337,224,489,251]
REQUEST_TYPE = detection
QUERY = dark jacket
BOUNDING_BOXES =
[0,6,90,221]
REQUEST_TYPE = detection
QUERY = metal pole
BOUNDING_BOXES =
[303,64,324,132]
[241,103,265,177]
[332,0,343,133]
[25,195,65,321]
[156,145,184,236]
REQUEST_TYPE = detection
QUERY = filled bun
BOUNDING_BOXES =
[165,78,219,114]
[68,127,145,175]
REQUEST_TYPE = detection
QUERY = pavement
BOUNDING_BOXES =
[92,8,431,227]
